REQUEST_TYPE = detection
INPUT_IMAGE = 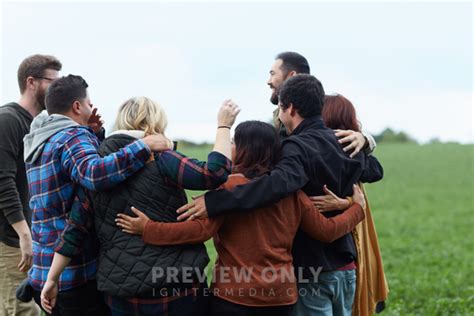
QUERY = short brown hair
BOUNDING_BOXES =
[17,54,62,93]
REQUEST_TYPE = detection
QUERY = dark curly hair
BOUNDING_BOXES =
[279,74,325,118]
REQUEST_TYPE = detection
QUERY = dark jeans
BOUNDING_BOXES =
[33,280,110,316]
[210,296,293,316]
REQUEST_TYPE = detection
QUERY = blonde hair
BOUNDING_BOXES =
[114,97,168,135]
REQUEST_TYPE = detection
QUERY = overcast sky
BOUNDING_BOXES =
[1,1,472,143]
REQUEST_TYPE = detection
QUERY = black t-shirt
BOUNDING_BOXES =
[0,102,33,248]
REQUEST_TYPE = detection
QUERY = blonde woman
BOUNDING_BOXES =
[41,97,240,316]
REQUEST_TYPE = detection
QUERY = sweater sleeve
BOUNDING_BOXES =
[359,154,384,183]
[299,191,365,243]
[0,113,25,224]
[362,131,376,154]
[142,217,224,245]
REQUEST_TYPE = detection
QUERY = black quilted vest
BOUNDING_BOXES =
[91,134,209,297]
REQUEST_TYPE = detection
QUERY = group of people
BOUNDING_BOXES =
[0,52,388,316]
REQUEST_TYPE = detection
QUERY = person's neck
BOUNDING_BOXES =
[64,112,86,126]
[286,116,304,134]
[18,95,42,118]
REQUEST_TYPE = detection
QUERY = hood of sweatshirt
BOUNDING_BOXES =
[23,111,79,164]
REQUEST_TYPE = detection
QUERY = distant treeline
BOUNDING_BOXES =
[176,127,457,148]
[373,128,417,144]
[373,128,460,145]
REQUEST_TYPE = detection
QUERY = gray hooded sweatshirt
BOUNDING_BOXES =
[23,111,79,164]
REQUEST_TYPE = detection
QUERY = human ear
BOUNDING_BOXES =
[71,100,82,115]
[289,104,296,116]
[25,76,37,91]
[287,70,297,78]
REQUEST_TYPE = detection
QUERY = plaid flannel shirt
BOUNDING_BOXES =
[26,126,150,291]
[57,149,232,267]
[156,150,231,190]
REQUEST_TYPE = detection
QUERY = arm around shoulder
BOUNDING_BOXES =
[61,130,151,191]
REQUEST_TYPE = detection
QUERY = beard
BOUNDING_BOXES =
[270,91,279,105]
[35,88,46,110]
[269,84,281,105]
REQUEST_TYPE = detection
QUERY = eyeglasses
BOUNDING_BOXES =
[34,76,56,82]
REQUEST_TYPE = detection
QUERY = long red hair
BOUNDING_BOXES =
[322,94,360,132]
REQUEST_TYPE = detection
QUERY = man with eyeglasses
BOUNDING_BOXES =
[0,54,62,316]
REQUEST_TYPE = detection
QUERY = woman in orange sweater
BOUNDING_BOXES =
[116,120,367,316]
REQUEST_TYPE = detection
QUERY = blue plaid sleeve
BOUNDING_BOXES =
[61,129,151,191]
[54,186,92,257]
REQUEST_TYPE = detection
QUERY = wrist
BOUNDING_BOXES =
[138,136,153,153]
[142,137,150,148]
[17,230,31,240]
[18,232,30,239]
[218,125,231,129]
[362,135,369,150]
[343,197,353,209]
[361,131,376,152]
[353,202,365,210]
[46,276,59,283]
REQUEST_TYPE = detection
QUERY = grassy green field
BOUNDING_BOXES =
[179,142,474,315]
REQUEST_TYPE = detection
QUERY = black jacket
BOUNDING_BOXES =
[206,115,383,271]
[92,134,209,297]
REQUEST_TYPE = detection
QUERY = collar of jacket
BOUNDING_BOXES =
[108,129,145,139]
[290,115,324,136]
